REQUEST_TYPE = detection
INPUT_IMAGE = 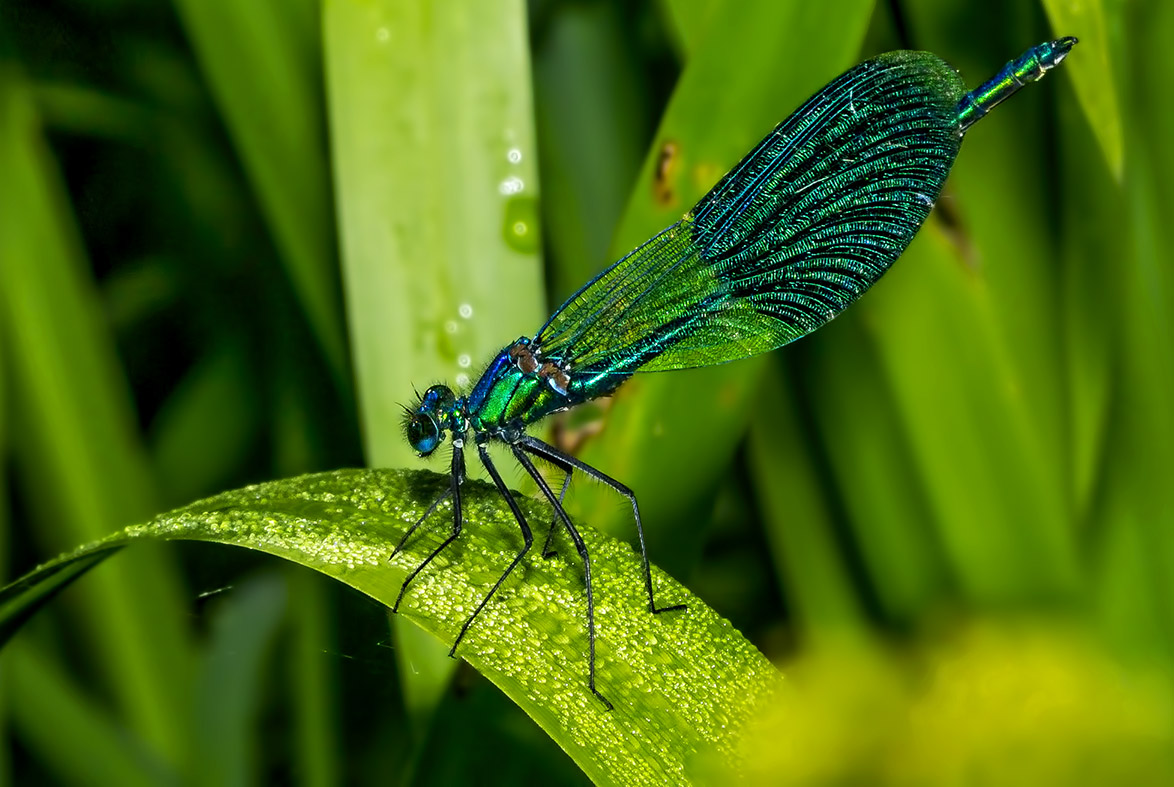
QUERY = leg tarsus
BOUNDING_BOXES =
[591,683,614,712]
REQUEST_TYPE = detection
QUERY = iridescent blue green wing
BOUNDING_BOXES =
[536,50,969,375]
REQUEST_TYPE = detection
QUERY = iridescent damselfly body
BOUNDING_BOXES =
[398,38,1077,709]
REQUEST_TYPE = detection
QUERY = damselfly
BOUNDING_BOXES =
[398,38,1076,709]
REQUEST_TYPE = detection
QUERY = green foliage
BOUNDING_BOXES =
[1,469,780,784]
[2,0,1173,784]
[723,623,1174,785]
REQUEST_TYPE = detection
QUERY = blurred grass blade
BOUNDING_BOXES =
[149,340,260,505]
[1041,0,1124,180]
[0,310,7,787]
[0,469,782,786]
[862,229,1080,603]
[288,571,341,787]
[172,0,349,387]
[800,320,947,622]
[1057,96,1120,521]
[393,616,456,735]
[572,0,875,574]
[31,81,156,144]
[324,0,548,720]
[193,573,288,787]
[1092,0,1174,660]
[856,7,1081,604]
[0,64,192,765]
[1099,132,1174,656]
[534,1,651,303]
[749,362,867,642]
[325,0,545,471]
[1094,506,1172,660]
[6,641,175,787]
[661,0,719,56]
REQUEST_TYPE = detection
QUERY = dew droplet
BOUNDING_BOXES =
[498,176,524,195]
[502,196,540,254]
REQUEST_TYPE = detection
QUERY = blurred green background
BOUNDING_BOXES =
[1,0,1171,784]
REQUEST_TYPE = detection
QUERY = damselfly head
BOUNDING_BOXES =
[404,384,457,456]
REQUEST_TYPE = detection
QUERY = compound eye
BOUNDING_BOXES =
[406,412,442,455]
[421,384,456,412]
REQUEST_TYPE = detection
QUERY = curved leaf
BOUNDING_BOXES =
[0,468,780,786]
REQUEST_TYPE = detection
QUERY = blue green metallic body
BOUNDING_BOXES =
[956,37,1075,132]
[413,39,1076,447]
[464,345,594,432]
[398,39,1077,709]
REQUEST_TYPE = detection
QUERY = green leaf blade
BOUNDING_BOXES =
[325,0,546,471]
[0,468,780,786]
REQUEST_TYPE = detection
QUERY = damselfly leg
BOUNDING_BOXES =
[540,469,573,559]
[518,436,687,616]
[392,443,465,613]
[511,445,613,710]
[445,441,535,655]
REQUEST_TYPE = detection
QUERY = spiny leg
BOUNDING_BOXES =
[393,442,465,613]
[512,444,613,711]
[391,485,452,558]
[540,469,573,559]
[448,441,535,656]
[518,435,686,615]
